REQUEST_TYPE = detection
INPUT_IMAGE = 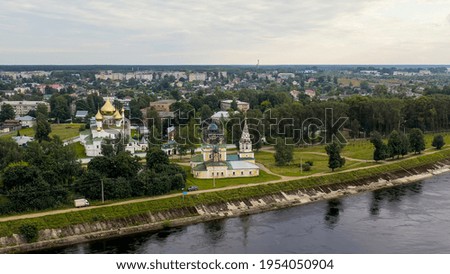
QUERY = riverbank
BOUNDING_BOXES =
[1,149,450,253]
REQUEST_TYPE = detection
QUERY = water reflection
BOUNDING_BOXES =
[370,183,423,216]
[324,199,342,228]
[203,219,226,244]
[239,215,250,247]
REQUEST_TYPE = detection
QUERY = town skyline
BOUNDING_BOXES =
[1,0,450,65]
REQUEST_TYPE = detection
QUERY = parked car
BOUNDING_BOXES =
[188,185,199,191]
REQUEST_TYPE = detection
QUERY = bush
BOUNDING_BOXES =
[19,223,39,243]
[301,163,311,172]
[305,160,314,166]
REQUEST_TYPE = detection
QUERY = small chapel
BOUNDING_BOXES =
[190,119,260,179]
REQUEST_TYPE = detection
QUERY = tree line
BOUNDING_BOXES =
[0,138,186,214]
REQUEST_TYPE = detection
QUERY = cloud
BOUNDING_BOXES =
[0,0,450,64]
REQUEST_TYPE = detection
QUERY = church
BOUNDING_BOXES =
[79,98,147,157]
[190,119,260,179]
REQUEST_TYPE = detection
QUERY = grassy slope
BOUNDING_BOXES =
[0,124,83,141]
[255,150,374,176]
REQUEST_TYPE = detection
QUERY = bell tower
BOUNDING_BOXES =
[239,118,254,160]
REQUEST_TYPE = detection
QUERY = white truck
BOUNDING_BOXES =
[74,198,90,208]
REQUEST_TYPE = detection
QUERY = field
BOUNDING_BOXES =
[1,123,83,141]
[255,151,374,177]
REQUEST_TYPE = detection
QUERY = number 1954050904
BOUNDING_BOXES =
[259,259,334,270]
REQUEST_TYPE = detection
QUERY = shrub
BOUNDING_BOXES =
[19,223,39,243]
[305,160,314,166]
[301,163,311,172]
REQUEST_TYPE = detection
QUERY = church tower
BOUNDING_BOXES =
[238,118,254,161]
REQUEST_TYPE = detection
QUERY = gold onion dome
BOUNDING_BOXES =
[100,98,115,115]
[113,110,122,120]
[95,110,103,121]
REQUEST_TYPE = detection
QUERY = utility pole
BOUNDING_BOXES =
[300,155,303,175]
[101,179,104,203]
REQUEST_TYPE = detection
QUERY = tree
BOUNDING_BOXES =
[370,131,388,162]
[34,114,51,142]
[36,104,49,119]
[408,128,425,154]
[400,132,410,157]
[349,119,360,139]
[274,137,293,166]
[230,99,238,111]
[325,142,345,171]
[388,130,402,159]
[0,104,15,122]
[146,147,169,169]
[50,95,71,123]
[198,105,213,121]
[432,135,445,150]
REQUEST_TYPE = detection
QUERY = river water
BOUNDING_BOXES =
[42,173,450,254]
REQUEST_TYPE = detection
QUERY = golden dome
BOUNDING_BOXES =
[113,110,122,120]
[95,110,103,120]
[100,98,115,114]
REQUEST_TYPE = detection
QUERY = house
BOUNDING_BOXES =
[15,115,36,128]
[305,89,316,98]
[149,100,176,112]
[12,136,34,146]
[75,110,89,121]
[1,120,21,132]
[220,100,250,112]
[211,111,231,122]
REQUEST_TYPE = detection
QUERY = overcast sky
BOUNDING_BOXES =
[1,0,449,65]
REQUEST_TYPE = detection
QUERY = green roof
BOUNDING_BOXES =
[191,154,203,162]
[193,163,207,171]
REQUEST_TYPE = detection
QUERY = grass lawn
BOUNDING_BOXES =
[181,165,280,190]
[1,123,84,141]
[255,150,375,177]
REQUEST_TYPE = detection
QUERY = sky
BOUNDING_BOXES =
[0,0,449,65]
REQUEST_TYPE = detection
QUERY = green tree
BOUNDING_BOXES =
[408,128,425,154]
[0,104,15,122]
[0,139,22,170]
[198,105,213,121]
[388,130,402,159]
[349,119,360,139]
[400,132,410,157]
[146,147,169,169]
[230,99,238,111]
[325,142,345,171]
[432,135,445,150]
[274,137,293,166]
[34,114,51,142]
[36,104,49,119]
[370,131,388,162]
[50,95,71,123]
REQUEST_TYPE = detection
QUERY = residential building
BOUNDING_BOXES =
[149,99,176,112]
[15,115,36,128]
[0,101,50,116]
[220,100,250,112]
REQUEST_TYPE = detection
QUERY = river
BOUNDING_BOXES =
[40,172,450,254]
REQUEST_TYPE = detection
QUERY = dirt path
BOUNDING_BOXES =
[0,148,448,223]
